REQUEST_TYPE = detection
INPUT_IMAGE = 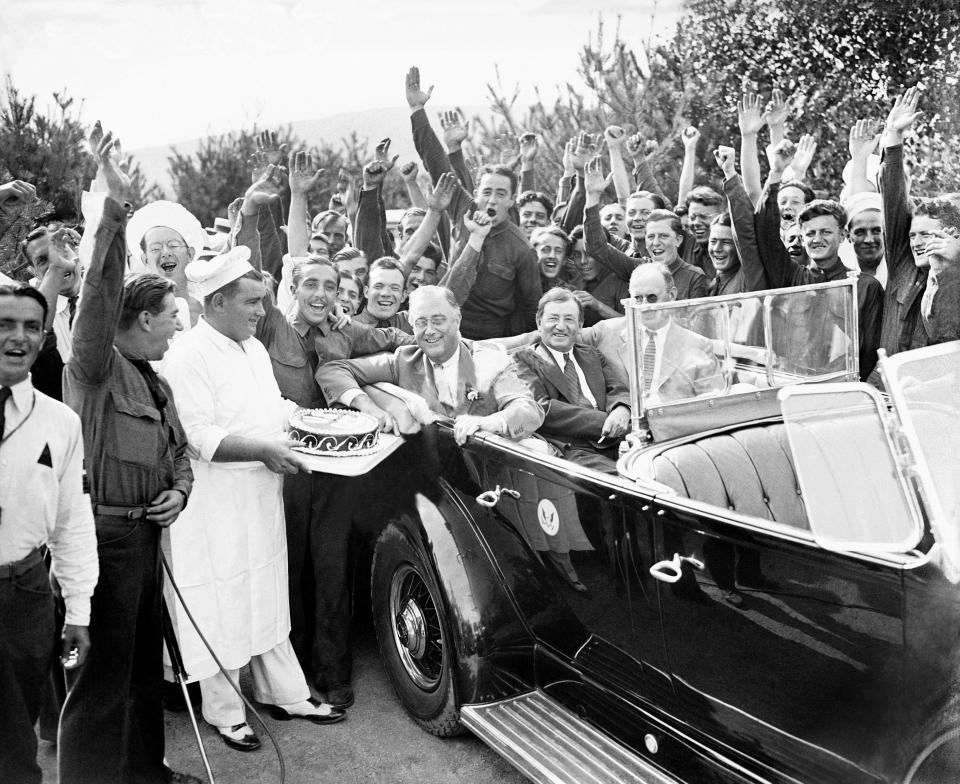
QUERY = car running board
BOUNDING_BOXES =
[460,690,680,784]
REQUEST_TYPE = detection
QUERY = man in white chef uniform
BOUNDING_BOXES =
[162,246,345,753]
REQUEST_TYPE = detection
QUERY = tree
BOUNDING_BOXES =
[478,1,960,201]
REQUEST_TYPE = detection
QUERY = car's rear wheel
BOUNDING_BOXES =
[372,523,464,737]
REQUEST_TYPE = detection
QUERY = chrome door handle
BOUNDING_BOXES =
[476,485,521,508]
[649,553,705,584]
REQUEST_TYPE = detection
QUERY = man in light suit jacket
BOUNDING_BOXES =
[316,285,543,444]
[513,289,631,473]
[494,264,724,406]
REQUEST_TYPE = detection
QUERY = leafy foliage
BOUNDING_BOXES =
[478,0,960,200]
[166,127,408,228]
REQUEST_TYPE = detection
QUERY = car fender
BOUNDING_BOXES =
[383,479,547,707]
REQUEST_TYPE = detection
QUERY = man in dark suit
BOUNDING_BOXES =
[513,289,631,473]
[316,285,543,445]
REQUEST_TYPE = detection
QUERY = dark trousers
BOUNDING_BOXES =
[59,516,166,784]
[284,471,360,691]
[0,557,55,784]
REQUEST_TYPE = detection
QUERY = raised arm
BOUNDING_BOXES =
[355,155,395,263]
[847,119,881,196]
[765,89,789,147]
[626,133,668,201]
[715,147,767,291]
[399,161,428,209]
[439,111,475,193]
[519,132,539,193]
[583,156,637,282]
[36,227,81,332]
[68,123,130,386]
[737,92,766,206]
[677,126,700,207]
[287,150,323,257]
[880,86,923,278]
[398,173,458,277]
[439,211,492,305]
[235,164,284,274]
[605,125,633,204]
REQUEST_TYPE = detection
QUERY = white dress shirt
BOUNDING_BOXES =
[542,344,597,408]
[639,321,671,404]
[429,351,461,409]
[0,377,98,625]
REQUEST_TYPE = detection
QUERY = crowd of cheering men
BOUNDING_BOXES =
[1,67,959,784]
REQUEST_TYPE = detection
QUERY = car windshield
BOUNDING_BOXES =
[882,342,960,574]
[624,277,859,417]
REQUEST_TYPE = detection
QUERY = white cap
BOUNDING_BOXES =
[185,245,254,298]
[126,201,206,262]
[843,191,882,223]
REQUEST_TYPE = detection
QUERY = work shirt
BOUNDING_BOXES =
[355,308,413,334]
[0,377,98,625]
[64,197,193,509]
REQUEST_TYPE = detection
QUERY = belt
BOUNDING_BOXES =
[0,547,44,580]
[94,504,149,520]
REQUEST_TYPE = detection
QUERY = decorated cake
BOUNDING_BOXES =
[288,408,380,454]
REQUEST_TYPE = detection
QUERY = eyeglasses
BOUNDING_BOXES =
[633,293,661,304]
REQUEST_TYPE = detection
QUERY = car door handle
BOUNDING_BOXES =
[649,553,705,584]
[476,485,521,507]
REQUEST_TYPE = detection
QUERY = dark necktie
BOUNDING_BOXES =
[67,296,79,328]
[642,330,657,394]
[562,353,592,408]
[127,358,168,416]
[0,386,11,439]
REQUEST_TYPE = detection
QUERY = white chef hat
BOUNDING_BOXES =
[842,192,882,225]
[185,245,254,298]
[126,201,207,261]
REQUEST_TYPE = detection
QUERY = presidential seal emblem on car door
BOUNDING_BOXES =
[537,499,560,536]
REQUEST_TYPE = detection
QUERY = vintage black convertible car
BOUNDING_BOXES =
[354,278,960,784]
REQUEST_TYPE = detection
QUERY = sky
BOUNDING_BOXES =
[0,0,683,149]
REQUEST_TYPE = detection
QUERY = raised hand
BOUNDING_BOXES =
[766,139,796,175]
[257,130,288,166]
[362,159,392,189]
[885,86,922,135]
[497,132,521,169]
[713,145,737,179]
[583,154,606,196]
[570,132,600,171]
[440,110,469,149]
[242,163,284,216]
[463,209,493,239]
[89,121,131,203]
[519,132,539,165]
[46,227,81,278]
[562,139,576,177]
[925,228,960,266]
[0,179,36,207]
[625,132,647,162]
[765,89,790,128]
[790,134,817,177]
[848,119,881,160]
[682,126,701,153]
[400,161,419,183]
[405,66,434,111]
[604,125,628,152]
[426,171,458,212]
[287,150,324,196]
[737,93,767,136]
[375,138,399,171]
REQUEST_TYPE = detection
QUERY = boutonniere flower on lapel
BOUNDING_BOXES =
[465,385,480,402]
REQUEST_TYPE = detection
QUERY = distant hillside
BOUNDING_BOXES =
[131,105,490,196]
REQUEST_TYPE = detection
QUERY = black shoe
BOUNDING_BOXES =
[266,698,346,725]
[212,722,261,752]
[164,765,205,783]
[324,684,355,710]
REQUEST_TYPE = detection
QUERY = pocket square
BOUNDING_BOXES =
[37,443,53,468]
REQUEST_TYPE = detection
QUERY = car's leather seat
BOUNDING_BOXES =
[648,424,809,529]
